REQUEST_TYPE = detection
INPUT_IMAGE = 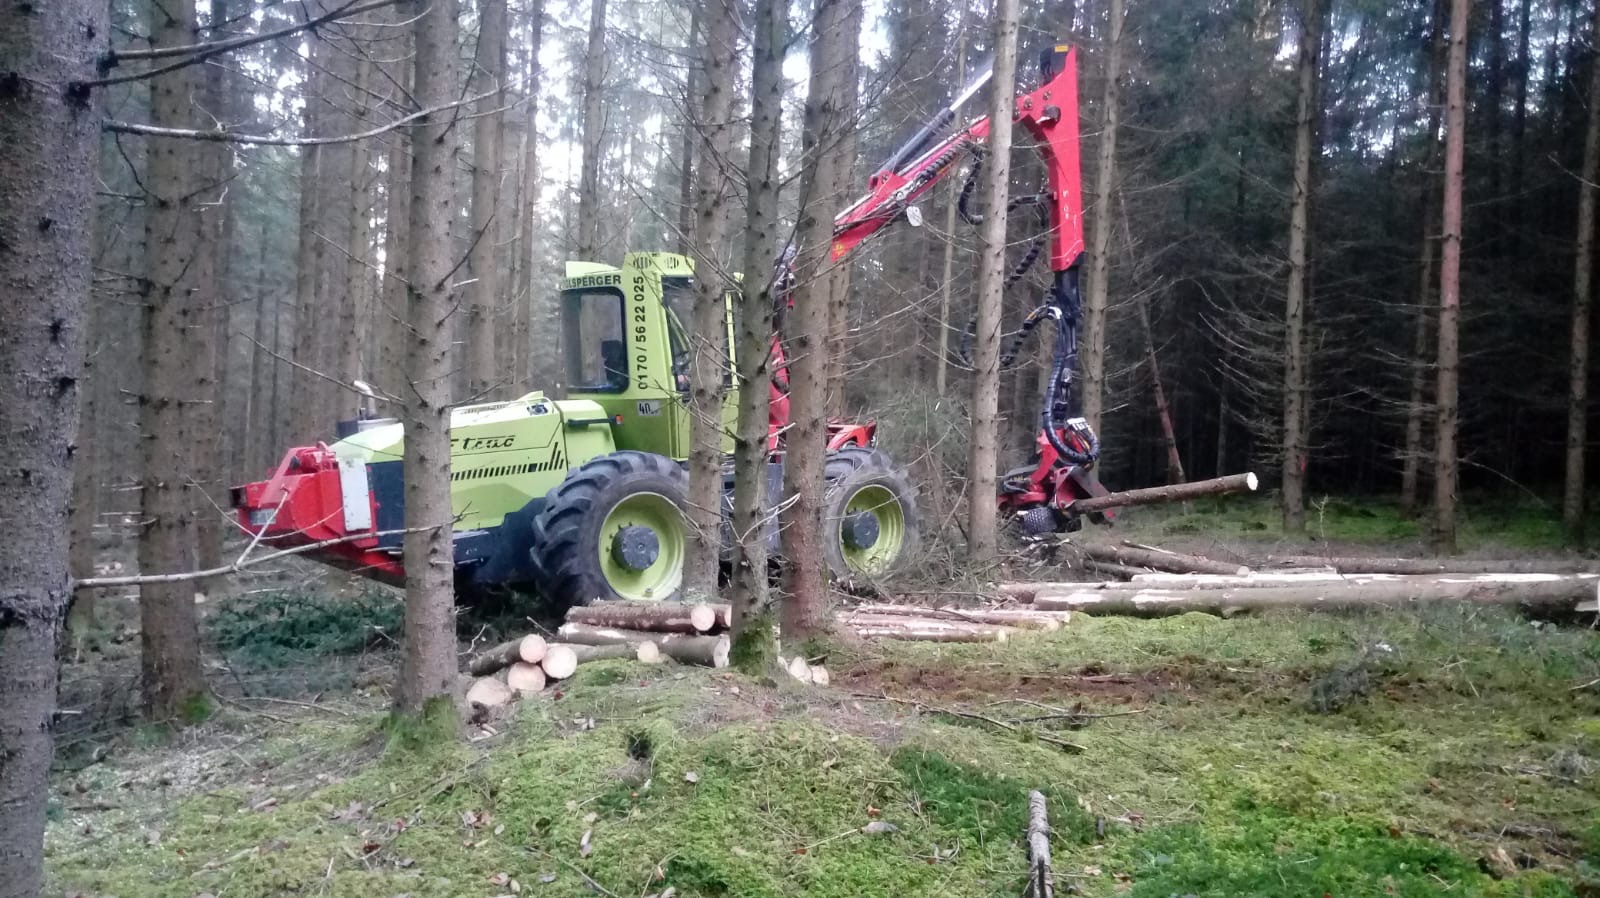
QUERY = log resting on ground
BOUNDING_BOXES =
[1082,560,1147,580]
[555,623,727,667]
[506,661,547,694]
[1075,543,1249,577]
[1070,472,1257,515]
[651,633,730,668]
[1026,790,1054,898]
[466,675,513,708]
[565,601,727,633]
[845,615,1013,642]
[1254,554,1600,576]
[466,634,548,676]
[540,643,579,680]
[845,603,1073,629]
[1032,574,1600,616]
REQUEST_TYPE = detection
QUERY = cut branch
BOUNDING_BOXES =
[1026,790,1054,898]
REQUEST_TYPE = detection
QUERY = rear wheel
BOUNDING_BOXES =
[821,446,920,582]
[529,451,690,607]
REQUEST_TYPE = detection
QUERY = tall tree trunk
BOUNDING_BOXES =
[341,42,374,416]
[512,0,545,387]
[576,0,608,260]
[782,0,860,640]
[468,0,507,399]
[0,6,104,891]
[248,228,272,476]
[139,0,209,721]
[396,0,463,716]
[1512,0,1531,216]
[1081,0,1123,436]
[381,16,414,400]
[288,28,323,445]
[965,0,1021,564]
[676,7,702,256]
[1487,0,1505,200]
[933,14,968,401]
[1564,0,1600,538]
[730,0,787,671]
[1433,0,1469,555]
[1138,296,1186,485]
[1401,0,1449,517]
[685,0,740,602]
[1281,0,1322,535]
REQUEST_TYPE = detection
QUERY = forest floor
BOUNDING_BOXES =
[45,497,1600,897]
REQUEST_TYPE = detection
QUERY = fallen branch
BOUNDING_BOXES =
[852,693,1083,753]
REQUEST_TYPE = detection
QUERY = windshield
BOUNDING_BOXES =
[561,288,627,392]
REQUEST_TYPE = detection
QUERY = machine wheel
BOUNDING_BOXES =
[529,451,691,607]
[821,446,921,581]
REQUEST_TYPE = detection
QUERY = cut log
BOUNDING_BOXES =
[565,601,729,633]
[847,617,1012,642]
[1026,790,1053,898]
[651,633,730,668]
[785,655,813,683]
[636,641,663,664]
[1255,554,1600,576]
[466,634,548,676]
[506,661,547,694]
[1078,543,1249,577]
[1083,560,1146,580]
[466,675,513,708]
[1032,574,1600,617]
[810,665,831,687]
[540,644,579,680]
[559,642,638,664]
[1070,472,1257,515]
[845,603,1071,630]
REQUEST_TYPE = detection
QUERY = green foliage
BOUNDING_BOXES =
[890,748,1092,847]
[207,589,403,670]
[729,611,778,673]
[381,695,460,755]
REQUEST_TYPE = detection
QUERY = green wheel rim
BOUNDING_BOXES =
[839,484,907,574]
[598,492,686,600]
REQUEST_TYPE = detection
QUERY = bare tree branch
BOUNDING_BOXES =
[102,90,493,146]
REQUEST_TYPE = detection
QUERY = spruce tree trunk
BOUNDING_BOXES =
[1137,296,1186,484]
[381,16,414,397]
[1401,0,1448,517]
[577,0,608,260]
[289,31,323,444]
[1081,0,1123,436]
[0,4,104,891]
[782,0,860,639]
[1564,0,1600,538]
[730,0,787,670]
[512,0,545,387]
[1282,0,1322,535]
[1433,0,1469,555]
[139,0,209,721]
[468,0,507,399]
[964,0,1020,564]
[676,7,702,257]
[685,0,740,602]
[341,42,374,415]
[397,0,464,714]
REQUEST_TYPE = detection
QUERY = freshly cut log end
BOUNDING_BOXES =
[786,655,813,684]
[565,600,731,634]
[466,675,513,708]
[466,633,549,676]
[506,661,547,694]
[540,644,579,680]
[636,641,664,664]
[811,665,831,687]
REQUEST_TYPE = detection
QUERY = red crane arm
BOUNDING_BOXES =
[830,46,1085,272]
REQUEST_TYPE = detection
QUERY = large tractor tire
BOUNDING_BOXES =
[821,446,921,582]
[529,451,691,607]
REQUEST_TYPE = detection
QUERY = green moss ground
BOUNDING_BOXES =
[49,608,1600,897]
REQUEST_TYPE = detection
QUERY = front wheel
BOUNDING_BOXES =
[529,451,691,607]
[821,446,921,582]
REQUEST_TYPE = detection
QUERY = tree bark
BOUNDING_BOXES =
[289,26,324,444]
[1433,0,1468,555]
[467,634,549,676]
[566,601,722,633]
[467,0,507,400]
[576,0,608,260]
[1401,0,1448,518]
[675,7,701,256]
[513,0,545,386]
[781,0,861,640]
[0,2,104,892]
[1026,791,1054,898]
[1081,0,1123,436]
[1282,0,1322,535]
[685,0,741,602]
[139,0,209,721]
[1564,0,1600,539]
[380,12,414,397]
[934,27,968,401]
[729,0,787,672]
[1033,576,1599,616]
[395,0,463,716]
[965,0,1021,564]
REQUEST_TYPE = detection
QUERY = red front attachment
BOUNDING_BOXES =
[230,444,404,585]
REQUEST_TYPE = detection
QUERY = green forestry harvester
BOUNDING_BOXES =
[233,46,1111,608]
